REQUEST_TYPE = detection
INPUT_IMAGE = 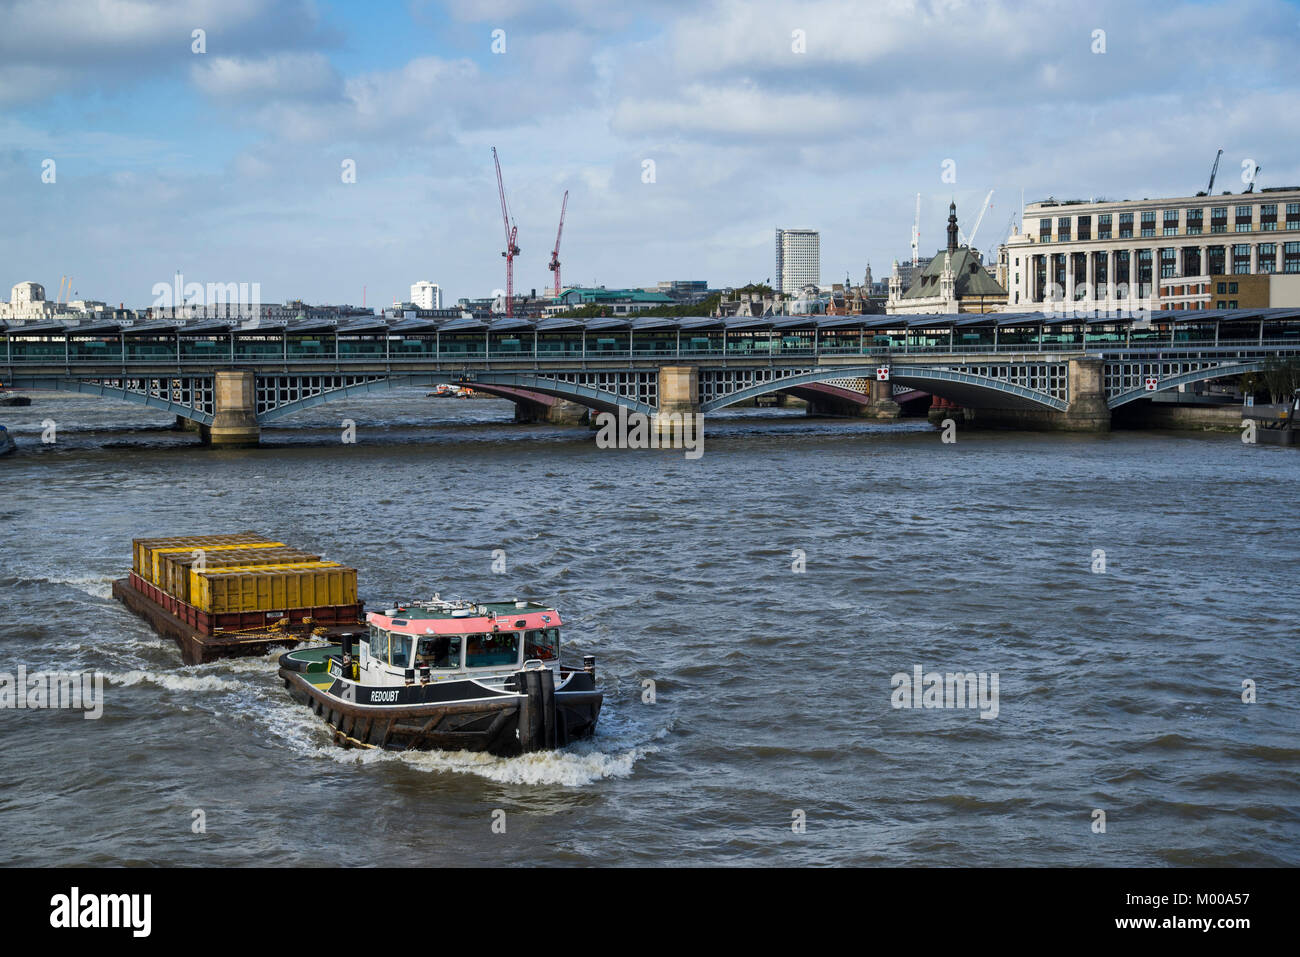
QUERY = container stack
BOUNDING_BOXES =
[128,532,361,635]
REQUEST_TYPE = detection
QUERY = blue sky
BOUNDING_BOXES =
[2,0,1299,307]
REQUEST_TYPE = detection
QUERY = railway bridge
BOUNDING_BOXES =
[2,307,1297,445]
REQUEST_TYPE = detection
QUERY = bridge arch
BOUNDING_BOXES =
[256,371,655,422]
[2,374,217,424]
[1107,360,1262,409]
[699,365,1067,413]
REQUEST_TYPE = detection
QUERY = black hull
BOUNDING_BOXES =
[279,667,601,756]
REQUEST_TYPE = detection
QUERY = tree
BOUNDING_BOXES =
[1260,357,1300,404]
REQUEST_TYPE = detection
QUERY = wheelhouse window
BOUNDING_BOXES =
[367,628,389,666]
[465,632,520,668]
[524,628,560,661]
[416,634,462,669]
[388,632,412,669]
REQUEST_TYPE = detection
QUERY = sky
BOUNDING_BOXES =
[2,0,1300,308]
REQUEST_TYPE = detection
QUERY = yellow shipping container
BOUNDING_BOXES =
[133,532,262,577]
[149,540,286,587]
[190,562,357,614]
[159,548,319,603]
[133,532,268,581]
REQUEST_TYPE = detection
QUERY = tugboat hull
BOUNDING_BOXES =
[279,660,601,755]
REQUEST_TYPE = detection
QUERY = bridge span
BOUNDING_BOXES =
[2,307,1297,444]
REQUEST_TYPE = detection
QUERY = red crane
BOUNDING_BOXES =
[548,189,569,297]
[492,146,520,317]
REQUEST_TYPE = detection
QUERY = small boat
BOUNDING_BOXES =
[278,595,602,754]
[0,425,15,456]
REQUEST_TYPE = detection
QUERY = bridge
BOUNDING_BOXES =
[3,307,1298,445]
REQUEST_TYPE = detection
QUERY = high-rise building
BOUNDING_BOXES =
[410,281,442,310]
[775,228,820,295]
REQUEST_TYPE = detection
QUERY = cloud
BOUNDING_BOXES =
[191,52,341,102]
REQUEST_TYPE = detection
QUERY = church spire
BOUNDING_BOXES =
[947,201,958,254]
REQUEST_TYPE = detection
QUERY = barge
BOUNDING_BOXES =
[278,596,602,754]
[114,533,365,664]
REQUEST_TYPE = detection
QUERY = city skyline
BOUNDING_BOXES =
[3,0,1300,308]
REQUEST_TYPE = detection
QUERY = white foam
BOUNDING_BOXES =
[397,740,659,786]
[45,574,115,600]
[104,670,240,692]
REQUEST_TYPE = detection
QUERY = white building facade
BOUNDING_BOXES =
[410,281,442,310]
[775,228,820,296]
[1003,188,1300,313]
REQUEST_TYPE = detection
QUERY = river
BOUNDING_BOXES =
[0,390,1296,865]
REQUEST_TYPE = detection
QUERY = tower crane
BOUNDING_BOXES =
[492,147,520,317]
[1198,148,1223,196]
[960,189,995,252]
[548,190,568,297]
[910,193,920,269]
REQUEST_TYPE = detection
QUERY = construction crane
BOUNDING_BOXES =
[1198,148,1223,196]
[910,193,921,268]
[547,189,568,297]
[1245,164,1261,193]
[960,189,995,251]
[492,147,520,317]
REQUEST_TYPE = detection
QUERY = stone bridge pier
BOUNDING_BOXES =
[201,370,261,447]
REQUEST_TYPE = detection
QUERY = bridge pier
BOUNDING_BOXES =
[653,365,699,433]
[200,371,261,447]
[869,379,901,418]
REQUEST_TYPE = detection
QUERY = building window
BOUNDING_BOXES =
[1163,210,1179,236]
[1261,204,1277,231]
[1211,207,1227,233]
[1039,218,1052,241]
[1229,300,1238,308]
[1232,244,1251,274]
[1114,250,1130,287]
[1216,301,1226,308]
[1057,216,1071,241]
[1285,242,1300,273]
[1228,282,1239,293]
[1259,243,1277,273]
[1140,211,1156,237]
[1235,205,1253,232]
[1119,212,1133,238]
[1160,248,1177,278]
[1217,281,1226,293]
[1208,246,1226,274]
[1098,213,1112,239]
[1077,215,1091,241]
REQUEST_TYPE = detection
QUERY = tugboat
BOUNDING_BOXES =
[278,596,602,754]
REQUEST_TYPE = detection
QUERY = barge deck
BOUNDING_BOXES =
[112,577,363,664]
